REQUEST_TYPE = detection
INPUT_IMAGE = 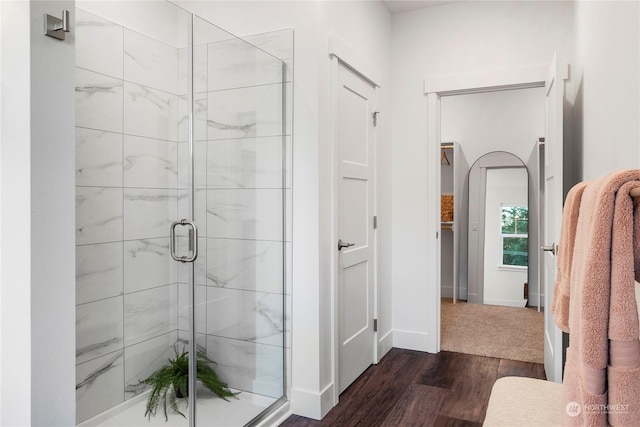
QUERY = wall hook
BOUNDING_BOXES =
[44,10,70,41]
[441,150,451,166]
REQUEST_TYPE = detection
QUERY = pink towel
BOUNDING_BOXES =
[552,181,588,332]
[560,170,640,426]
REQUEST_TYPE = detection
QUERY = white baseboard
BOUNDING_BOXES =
[392,329,433,352]
[484,298,527,308]
[290,382,335,420]
[441,286,453,299]
[378,329,393,361]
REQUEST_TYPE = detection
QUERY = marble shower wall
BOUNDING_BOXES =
[75,7,186,423]
[75,6,292,424]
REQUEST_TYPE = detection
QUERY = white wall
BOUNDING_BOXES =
[1,2,32,424]
[1,1,76,425]
[391,0,574,352]
[483,168,528,307]
[441,88,546,169]
[175,0,392,419]
[30,1,77,423]
[568,0,640,181]
[0,4,3,422]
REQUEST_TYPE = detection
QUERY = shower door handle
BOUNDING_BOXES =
[170,219,198,263]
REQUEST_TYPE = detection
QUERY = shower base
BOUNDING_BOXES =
[81,389,277,427]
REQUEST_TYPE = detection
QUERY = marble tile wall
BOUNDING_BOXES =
[75,6,292,422]
[75,7,185,423]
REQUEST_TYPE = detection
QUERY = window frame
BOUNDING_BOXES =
[499,204,528,269]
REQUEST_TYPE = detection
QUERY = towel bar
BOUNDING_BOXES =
[631,187,640,197]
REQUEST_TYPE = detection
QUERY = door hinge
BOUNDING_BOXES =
[373,319,378,332]
[373,215,378,229]
[372,111,380,127]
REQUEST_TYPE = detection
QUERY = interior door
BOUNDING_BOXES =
[543,53,567,383]
[336,63,375,394]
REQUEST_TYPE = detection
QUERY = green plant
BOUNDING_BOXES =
[136,346,237,420]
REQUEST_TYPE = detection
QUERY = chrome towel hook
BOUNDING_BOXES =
[44,10,70,41]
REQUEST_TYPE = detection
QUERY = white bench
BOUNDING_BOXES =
[483,376,562,426]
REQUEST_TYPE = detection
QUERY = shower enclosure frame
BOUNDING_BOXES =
[74,3,290,425]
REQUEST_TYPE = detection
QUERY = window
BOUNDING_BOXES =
[501,205,528,267]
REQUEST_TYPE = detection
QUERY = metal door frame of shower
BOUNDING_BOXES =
[186,14,197,426]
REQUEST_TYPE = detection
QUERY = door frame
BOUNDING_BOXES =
[329,34,380,406]
[542,53,570,383]
[424,64,548,352]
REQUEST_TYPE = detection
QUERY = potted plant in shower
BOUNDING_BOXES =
[135,346,237,421]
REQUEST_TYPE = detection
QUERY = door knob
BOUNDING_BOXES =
[338,239,355,251]
[541,244,557,256]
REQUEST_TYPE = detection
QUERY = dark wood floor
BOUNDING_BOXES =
[280,349,546,427]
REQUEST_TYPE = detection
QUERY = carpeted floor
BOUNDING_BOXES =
[441,300,544,364]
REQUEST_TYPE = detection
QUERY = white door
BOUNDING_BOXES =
[336,63,376,393]
[543,53,568,383]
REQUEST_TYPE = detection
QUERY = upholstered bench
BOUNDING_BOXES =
[483,376,562,426]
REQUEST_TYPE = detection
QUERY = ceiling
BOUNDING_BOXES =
[382,0,458,15]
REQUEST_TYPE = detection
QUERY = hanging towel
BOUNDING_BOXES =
[552,181,588,333]
[560,170,640,426]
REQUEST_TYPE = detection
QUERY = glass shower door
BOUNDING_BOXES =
[185,15,287,426]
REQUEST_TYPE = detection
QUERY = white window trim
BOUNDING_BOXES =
[500,205,528,268]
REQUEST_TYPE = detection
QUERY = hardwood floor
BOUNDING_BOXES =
[279,349,546,427]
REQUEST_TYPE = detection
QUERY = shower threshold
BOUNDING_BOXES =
[80,389,277,427]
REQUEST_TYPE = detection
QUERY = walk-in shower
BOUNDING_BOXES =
[75,2,291,425]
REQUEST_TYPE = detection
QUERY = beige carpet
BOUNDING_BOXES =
[441,300,544,364]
